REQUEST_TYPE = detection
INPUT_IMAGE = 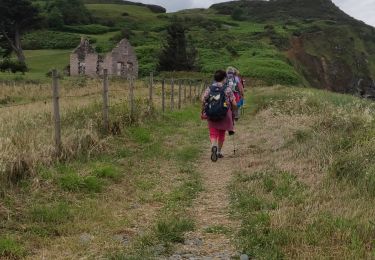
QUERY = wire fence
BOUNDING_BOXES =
[1,69,208,155]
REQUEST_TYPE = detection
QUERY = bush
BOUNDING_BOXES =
[22,31,82,49]
[0,59,28,74]
[63,24,111,34]
[231,7,246,21]
[11,62,27,74]
[135,46,159,77]
[47,7,64,29]
[110,28,135,42]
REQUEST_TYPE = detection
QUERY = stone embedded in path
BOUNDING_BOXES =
[79,233,93,245]
[184,238,203,246]
[112,234,131,245]
[240,254,249,260]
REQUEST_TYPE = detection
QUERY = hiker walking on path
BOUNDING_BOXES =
[202,70,237,162]
[226,67,244,121]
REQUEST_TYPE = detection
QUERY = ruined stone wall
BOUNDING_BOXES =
[70,54,79,76]
[70,38,138,78]
[109,39,139,78]
[85,54,99,77]
[102,55,113,75]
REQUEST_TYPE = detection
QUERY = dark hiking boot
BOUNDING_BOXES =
[229,130,235,136]
[211,146,218,162]
[218,153,224,159]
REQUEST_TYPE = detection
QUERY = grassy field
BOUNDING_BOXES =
[0,73,207,258]
[0,77,194,184]
[0,2,306,84]
[229,86,375,258]
[86,4,168,31]
[0,50,71,81]
[0,104,207,258]
[2,0,375,95]
[2,1,375,258]
[2,84,375,258]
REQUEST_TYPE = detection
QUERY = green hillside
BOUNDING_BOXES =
[212,0,375,96]
[3,1,375,258]
[1,0,375,96]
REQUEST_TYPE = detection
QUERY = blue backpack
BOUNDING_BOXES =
[204,84,228,121]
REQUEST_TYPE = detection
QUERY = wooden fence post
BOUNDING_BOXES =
[194,82,198,100]
[199,81,203,97]
[149,72,153,110]
[189,80,192,103]
[52,69,61,157]
[129,75,135,122]
[183,80,187,103]
[171,78,175,110]
[102,69,109,133]
[202,80,206,95]
[162,79,165,113]
[178,80,182,109]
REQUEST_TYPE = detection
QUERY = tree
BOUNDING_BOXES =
[158,20,198,72]
[47,7,64,29]
[0,59,28,74]
[46,0,92,25]
[231,7,246,21]
[0,34,11,58]
[0,0,40,63]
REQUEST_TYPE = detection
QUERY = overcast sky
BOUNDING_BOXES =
[139,0,375,27]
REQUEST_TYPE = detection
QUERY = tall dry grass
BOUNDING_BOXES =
[0,77,204,188]
[0,77,152,187]
[237,86,375,258]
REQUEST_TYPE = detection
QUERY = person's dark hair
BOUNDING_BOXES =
[214,70,226,82]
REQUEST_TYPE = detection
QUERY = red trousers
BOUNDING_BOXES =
[209,127,226,142]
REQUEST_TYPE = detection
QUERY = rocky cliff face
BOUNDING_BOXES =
[211,0,375,97]
[287,27,375,97]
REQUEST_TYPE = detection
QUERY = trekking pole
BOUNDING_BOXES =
[241,99,245,116]
[232,133,237,155]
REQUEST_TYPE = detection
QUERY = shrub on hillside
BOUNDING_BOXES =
[62,24,111,34]
[47,7,64,29]
[135,46,159,77]
[110,28,135,42]
[22,31,92,49]
[249,65,300,85]
[270,35,291,50]
[0,60,28,74]
[231,7,246,21]
[45,0,92,25]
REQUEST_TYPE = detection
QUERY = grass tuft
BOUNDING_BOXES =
[204,225,231,235]
[58,172,103,193]
[93,165,122,181]
[156,217,195,243]
[128,127,152,144]
[30,202,72,224]
[0,237,24,258]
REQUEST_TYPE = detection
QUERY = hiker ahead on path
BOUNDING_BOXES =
[226,67,244,121]
[202,70,237,162]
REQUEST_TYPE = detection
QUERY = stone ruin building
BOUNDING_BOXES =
[70,38,138,78]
